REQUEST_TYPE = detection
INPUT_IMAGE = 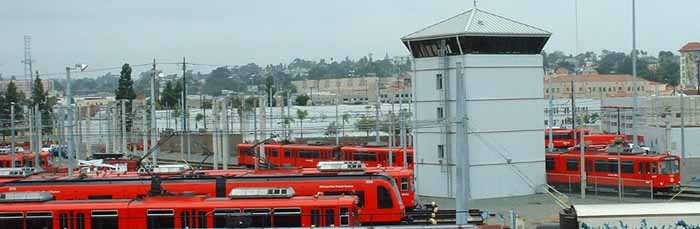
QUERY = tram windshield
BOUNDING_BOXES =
[660,158,680,174]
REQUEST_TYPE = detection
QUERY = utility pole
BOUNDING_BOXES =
[454,62,470,225]
[65,67,75,177]
[222,99,229,169]
[547,72,554,153]
[10,103,16,168]
[681,93,686,159]
[580,126,586,199]
[142,100,148,157]
[571,80,577,145]
[253,96,259,171]
[121,100,127,154]
[336,81,340,145]
[182,57,192,161]
[631,0,639,149]
[150,59,159,165]
[86,106,92,159]
[375,76,381,143]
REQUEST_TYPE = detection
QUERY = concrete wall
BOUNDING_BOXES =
[413,54,545,199]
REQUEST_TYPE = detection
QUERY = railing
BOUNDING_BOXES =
[547,173,655,201]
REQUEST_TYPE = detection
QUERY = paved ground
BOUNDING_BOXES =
[418,157,700,228]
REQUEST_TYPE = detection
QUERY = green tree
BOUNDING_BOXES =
[295,94,310,106]
[115,64,137,130]
[2,82,24,139]
[296,109,309,138]
[341,113,351,136]
[195,113,204,129]
[31,71,52,134]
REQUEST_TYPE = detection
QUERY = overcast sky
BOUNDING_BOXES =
[1,0,698,78]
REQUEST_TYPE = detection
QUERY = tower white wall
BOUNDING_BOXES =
[413,54,546,199]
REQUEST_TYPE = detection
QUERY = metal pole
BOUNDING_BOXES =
[150,59,159,165]
[580,128,586,199]
[121,100,127,154]
[223,99,230,169]
[86,106,92,159]
[336,82,340,145]
[36,105,42,168]
[548,75,554,152]
[142,101,148,157]
[618,146,622,202]
[375,76,381,143]
[617,108,621,135]
[571,80,577,144]
[10,103,16,168]
[631,0,639,148]
[183,57,192,161]
[65,67,75,177]
[253,97,258,171]
[455,61,470,225]
[212,101,219,170]
[76,106,82,160]
[681,93,686,159]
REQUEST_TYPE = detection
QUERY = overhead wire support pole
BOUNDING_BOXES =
[151,58,159,165]
[455,61,470,225]
[182,57,192,161]
[65,67,75,177]
[631,0,639,149]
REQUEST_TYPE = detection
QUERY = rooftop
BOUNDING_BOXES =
[680,42,700,52]
[401,8,551,41]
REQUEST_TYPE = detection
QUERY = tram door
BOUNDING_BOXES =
[310,208,337,227]
[57,210,89,229]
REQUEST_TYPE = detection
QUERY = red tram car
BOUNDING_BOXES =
[546,151,681,191]
[238,143,415,168]
[0,164,411,224]
[0,151,53,169]
[0,189,360,228]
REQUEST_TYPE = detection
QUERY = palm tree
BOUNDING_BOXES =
[195,113,204,130]
[341,113,351,136]
[296,109,309,138]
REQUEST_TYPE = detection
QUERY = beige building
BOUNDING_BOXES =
[291,74,412,105]
[544,74,663,99]
[680,42,700,89]
[0,79,54,98]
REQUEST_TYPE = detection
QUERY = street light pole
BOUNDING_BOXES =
[65,67,75,177]
[631,0,639,148]
[150,59,159,165]
[10,103,16,168]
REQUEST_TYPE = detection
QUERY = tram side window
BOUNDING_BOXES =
[91,210,119,229]
[407,153,414,164]
[340,208,350,226]
[566,158,579,171]
[26,212,53,229]
[608,160,619,173]
[76,213,86,229]
[284,149,292,158]
[0,212,23,229]
[179,211,191,229]
[213,209,240,228]
[147,210,175,229]
[60,213,69,229]
[353,152,378,162]
[594,160,607,172]
[270,149,279,157]
[377,186,394,209]
[621,161,635,173]
[311,209,321,227]
[325,209,335,226]
[401,177,409,191]
[639,162,646,175]
[545,157,555,171]
[196,211,207,229]
[244,209,271,227]
[273,208,301,227]
[299,150,321,159]
[651,162,658,174]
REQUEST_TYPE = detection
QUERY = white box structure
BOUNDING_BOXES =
[401,8,551,199]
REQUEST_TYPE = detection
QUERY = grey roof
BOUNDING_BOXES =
[402,8,551,41]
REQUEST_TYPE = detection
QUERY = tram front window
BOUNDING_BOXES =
[660,159,680,174]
